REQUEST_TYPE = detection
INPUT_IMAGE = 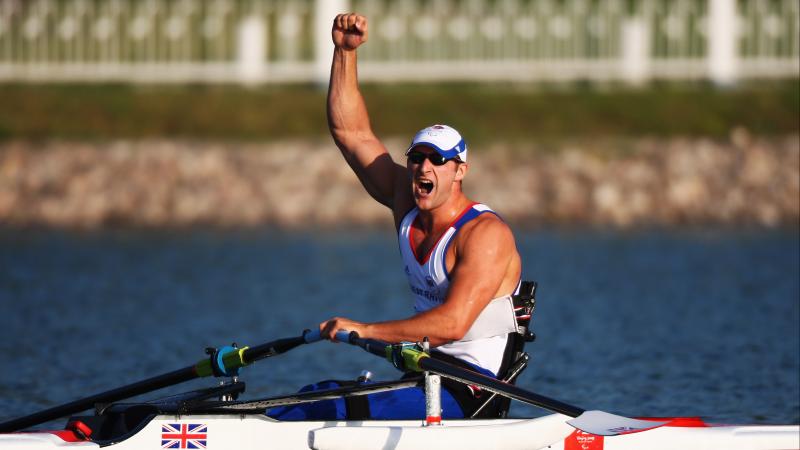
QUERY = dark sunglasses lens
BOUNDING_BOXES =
[408,152,448,165]
[408,152,425,164]
[429,154,447,165]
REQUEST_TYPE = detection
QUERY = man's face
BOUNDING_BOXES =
[406,145,465,211]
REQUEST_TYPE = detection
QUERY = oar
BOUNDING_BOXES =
[0,329,327,433]
[340,332,667,436]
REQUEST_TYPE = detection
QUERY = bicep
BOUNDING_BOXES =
[442,220,516,333]
[336,135,407,208]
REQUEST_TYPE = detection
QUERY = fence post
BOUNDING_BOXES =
[708,0,738,85]
[621,15,650,84]
[314,0,349,86]
[237,15,267,84]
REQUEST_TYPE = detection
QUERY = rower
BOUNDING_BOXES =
[269,13,529,421]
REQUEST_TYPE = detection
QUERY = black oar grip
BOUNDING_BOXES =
[343,331,390,358]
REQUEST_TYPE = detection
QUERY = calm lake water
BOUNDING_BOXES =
[0,228,798,429]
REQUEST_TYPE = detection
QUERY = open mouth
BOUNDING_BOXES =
[418,179,434,194]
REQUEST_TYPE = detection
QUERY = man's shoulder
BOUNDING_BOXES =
[458,207,514,242]
[450,209,517,269]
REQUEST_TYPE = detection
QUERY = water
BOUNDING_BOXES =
[0,228,797,429]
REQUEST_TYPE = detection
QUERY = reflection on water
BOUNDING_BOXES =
[0,228,797,426]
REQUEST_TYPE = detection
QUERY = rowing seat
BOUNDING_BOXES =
[469,280,537,418]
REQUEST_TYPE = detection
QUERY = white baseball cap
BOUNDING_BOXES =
[405,124,467,162]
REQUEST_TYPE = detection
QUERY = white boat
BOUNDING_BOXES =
[2,412,798,450]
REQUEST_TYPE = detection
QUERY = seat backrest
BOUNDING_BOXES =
[499,280,537,376]
[471,280,537,418]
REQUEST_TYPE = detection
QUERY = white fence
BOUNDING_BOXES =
[0,0,797,84]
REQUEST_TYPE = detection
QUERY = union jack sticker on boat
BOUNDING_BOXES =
[161,423,207,449]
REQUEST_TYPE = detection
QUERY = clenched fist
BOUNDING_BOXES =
[332,13,368,51]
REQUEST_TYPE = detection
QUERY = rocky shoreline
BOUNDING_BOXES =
[1,133,797,229]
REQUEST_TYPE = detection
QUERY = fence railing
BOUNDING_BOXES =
[0,0,797,84]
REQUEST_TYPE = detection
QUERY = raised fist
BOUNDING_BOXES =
[332,13,368,51]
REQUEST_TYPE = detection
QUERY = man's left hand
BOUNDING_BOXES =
[319,317,368,341]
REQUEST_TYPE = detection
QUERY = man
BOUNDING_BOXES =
[270,13,523,421]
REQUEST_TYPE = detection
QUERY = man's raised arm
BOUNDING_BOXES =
[327,14,407,210]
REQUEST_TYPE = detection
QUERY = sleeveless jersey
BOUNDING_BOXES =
[398,203,510,375]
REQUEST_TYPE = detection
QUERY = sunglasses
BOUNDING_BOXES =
[407,151,460,166]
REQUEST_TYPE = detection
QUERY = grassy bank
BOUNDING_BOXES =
[0,81,797,146]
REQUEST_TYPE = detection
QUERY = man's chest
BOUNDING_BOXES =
[409,226,457,271]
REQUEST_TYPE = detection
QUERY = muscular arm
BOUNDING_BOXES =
[327,14,410,213]
[321,216,521,346]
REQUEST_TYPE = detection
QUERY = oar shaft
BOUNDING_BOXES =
[340,335,665,436]
[0,366,197,433]
[242,335,309,364]
[0,329,325,432]
[341,332,585,418]
[418,357,585,418]
[345,334,388,358]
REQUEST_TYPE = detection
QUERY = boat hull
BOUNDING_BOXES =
[1,414,797,450]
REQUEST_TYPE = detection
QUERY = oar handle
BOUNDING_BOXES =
[298,329,352,344]
[302,329,323,343]
[341,331,391,358]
